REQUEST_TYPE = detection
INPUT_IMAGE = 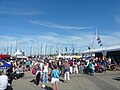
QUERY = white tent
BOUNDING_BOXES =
[16,56,27,59]
[64,56,71,59]
[14,50,22,56]
[56,53,64,58]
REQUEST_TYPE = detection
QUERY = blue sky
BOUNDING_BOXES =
[0,0,120,55]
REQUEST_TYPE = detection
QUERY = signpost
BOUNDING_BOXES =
[102,50,107,60]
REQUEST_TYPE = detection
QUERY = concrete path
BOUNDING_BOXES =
[11,71,120,90]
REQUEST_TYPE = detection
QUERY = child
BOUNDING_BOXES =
[51,65,60,90]
[80,64,83,74]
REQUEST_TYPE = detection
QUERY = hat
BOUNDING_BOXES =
[41,84,45,88]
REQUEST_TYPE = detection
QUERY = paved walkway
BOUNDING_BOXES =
[11,71,120,90]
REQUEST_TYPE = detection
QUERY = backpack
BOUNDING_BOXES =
[32,68,36,75]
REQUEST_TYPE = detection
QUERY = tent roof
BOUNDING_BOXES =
[16,56,27,59]
[82,45,120,54]
[14,50,22,56]
[56,53,64,58]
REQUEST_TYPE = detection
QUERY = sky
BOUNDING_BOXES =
[0,0,120,56]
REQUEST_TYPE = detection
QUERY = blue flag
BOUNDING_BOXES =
[72,48,74,55]
[65,47,67,52]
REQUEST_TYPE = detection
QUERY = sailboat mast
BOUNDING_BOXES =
[91,28,97,48]
[10,44,12,55]
[16,41,18,52]
[44,42,46,59]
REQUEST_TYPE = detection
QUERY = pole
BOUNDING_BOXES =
[44,42,46,59]
[16,41,18,52]
[10,44,12,55]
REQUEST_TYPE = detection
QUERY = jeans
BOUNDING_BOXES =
[42,72,48,83]
[92,69,95,75]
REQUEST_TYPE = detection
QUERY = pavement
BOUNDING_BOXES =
[11,71,120,90]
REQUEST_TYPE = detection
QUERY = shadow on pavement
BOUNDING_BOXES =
[30,79,37,85]
[59,78,64,83]
[5,86,13,90]
[45,86,52,90]
[113,77,120,81]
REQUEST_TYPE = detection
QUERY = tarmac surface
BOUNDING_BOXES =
[11,71,120,90]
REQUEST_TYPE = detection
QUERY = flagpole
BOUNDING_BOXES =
[16,40,18,52]
[96,28,98,37]
[96,28,103,47]
[30,45,33,56]
[10,44,12,56]
[58,42,60,54]
[91,28,97,48]
[6,41,9,54]
[44,42,46,59]
[40,44,42,57]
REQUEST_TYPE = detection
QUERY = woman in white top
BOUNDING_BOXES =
[42,61,48,83]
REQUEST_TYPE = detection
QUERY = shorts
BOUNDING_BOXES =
[26,65,29,68]
[51,77,59,83]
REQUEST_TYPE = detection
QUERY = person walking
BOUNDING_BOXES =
[51,65,60,90]
[103,59,107,74]
[64,61,70,82]
[88,60,93,75]
[73,60,78,74]
[42,61,48,83]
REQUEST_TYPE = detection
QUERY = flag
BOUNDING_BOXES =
[97,37,100,41]
[88,47,91,50]
[72,48,75,55]
[56,50,58,54]
[65,47,67,52]
[100,43,102,46]
[97,35,102,46]
[96,29,103,47]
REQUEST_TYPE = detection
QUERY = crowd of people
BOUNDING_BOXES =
[29,56,113,90]
[0,59,25,90]
[0,56,116,90]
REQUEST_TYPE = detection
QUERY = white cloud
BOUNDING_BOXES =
[30,20,93,30]
[0,7,43,15]
[101,32,120,46]
[40,32,59,36]
[0,36,16,40]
